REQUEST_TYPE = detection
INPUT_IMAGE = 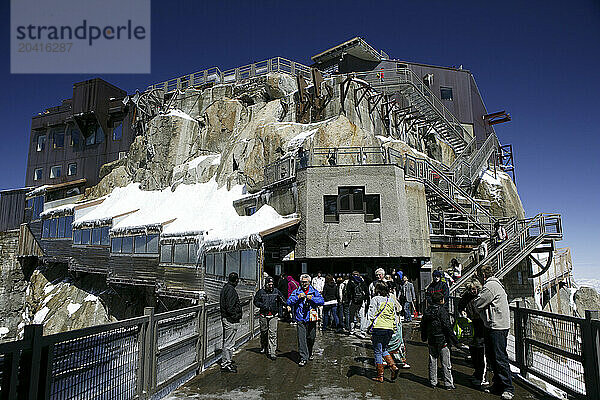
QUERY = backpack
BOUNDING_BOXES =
[351,279,365,303]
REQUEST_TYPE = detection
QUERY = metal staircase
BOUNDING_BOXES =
[450,131,500,188]
[449,213,563,295]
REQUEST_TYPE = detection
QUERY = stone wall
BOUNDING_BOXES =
[0,231,26,342]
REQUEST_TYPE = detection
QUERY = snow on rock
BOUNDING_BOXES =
[33,306,50,324]
[0,327,9,336]
[67,302,82,316]
[84,294,98,302]
[161,108,196,121]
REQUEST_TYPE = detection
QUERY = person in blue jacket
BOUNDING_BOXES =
[287,273,325,366]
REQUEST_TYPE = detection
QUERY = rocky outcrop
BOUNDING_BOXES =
[574,287,600,315]
[0,231,26,342]
[476,170,525,219]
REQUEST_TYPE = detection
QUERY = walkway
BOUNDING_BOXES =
[167,322,549,400]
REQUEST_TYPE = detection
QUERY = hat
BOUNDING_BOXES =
[396,270,403,279]
[265,277,274,284]
[432,270,442,278]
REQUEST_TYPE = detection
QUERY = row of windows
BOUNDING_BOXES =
[111,234,159,254]
[73,226,110,246]
[35,122,123,153]
[160,242,200,265]
[324,186,381,223]
[42,216,74,239]
[205,250,257,280]
[34,163,77,181]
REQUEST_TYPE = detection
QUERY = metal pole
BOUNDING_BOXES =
[143,307,156,397]
[582,310,600,396]
[514,302,526,375]
[20,324,44,400]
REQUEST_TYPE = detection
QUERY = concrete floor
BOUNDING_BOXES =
[167,322,551,400]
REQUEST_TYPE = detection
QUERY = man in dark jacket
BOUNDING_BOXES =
[254,277,286,360]
[421,292,459,390]
[426,270,450,309]
[220,272,242,372]
[346,271,367,337]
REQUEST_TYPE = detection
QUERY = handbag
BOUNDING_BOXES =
[367,297,389,334]
[309,308,319,322]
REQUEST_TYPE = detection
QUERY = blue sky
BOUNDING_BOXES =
[1,1,599,277]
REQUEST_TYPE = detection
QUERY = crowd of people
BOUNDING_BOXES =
[219,263,514,400]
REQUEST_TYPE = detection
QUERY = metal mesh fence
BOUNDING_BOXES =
[156,311,199,386]
[49,325,141,400]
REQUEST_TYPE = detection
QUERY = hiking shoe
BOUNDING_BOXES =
[268,355,277,361]
[501,391,514,400]
[445,385,456,390]
[401,363,411,369]
[298,360,307,367]
[220,364,237,373]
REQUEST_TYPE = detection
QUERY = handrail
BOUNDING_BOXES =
[146,57,314,92]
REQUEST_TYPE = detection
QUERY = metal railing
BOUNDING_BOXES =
[428,211,493,237]
[509,305,600,398]
[0,297,257,400]
[450,132,500,187]
[146,57,313,93]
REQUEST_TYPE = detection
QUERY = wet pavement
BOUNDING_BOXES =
[167,322,549,400]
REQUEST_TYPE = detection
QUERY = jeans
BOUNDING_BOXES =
[259,315,278,357]
[470,345,486,381]
[371,328,393,364]
[342,303,350,331]
[484,328,514,393]
[323,304,339,330]
[221,319,239,367]
[297,321,317,362]
[429,344,453,387]
[349,302,362,331]
[404,301,412,321]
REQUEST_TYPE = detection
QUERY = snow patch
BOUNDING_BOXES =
[40,203,75,218]
[84,294,98,302]
[44,282,55,294]
[26,185,51,197]
[0,327,9,335]
[286,128,318,150]
[67,302,82,316]
[162,108,196,121]
[33,306,50,324]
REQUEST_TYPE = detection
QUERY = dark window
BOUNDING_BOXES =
[214,253,225,276]
[226,251,240,276]
[338,188,350,211]
[365,194,381,222]
[73,229,82,244]
[111,237,122,253]
[64,216,73,238]
[57,217,66,238]
[188,242,198,264]
[49,218,57,238]
[160,244,172,263]
[245,206,256,216]
[121,236,133,253]
[112,122,123,140]
[67,163,77,176]
[134,235,146,254]
[101,226,110,245]
[85,125,96,146]
[53,130,65,148]
[324,195,338,223]
[147,234,159,254]
[205,253,215,274]
[241,250,257,280]
[42,219,50,238]
[339,187,364,213]
[91,227,102,245]
[36,134,46,151]
[50,165,61,179]
[34,168,43,181]
[32,196,44,220]
[95,125,104,144]
[440,87,453,101]
[81,229,91,245]
[174,243,188,264]
[70,129,80,147]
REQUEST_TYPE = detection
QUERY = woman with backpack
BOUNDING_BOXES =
[368,282,400,383]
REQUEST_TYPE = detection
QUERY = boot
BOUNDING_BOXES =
[383,354,399,381]
[372,364,385,383]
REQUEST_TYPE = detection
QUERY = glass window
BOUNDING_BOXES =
[188,242,198,265]
[338,188,350,211]
[338,187,364,212]
[245,206,256,216]
[225,251,240,276]
[351,187,364,212]
[240,250,257,280]
[214,253,225,276]
[36,134,46,152]
[53,130,65,148]
[440,87,453,101]
[91,227,102,245]
[111,237,122,253]
[50,165,61,179]
[81,229,91,245]
[121,236,133,253]
[32,196,44,220]
[160,244,172,263]
[34,168,43,181]
[73,229,82,244]
[67,163,77,176]
[70,128,80,147]
[57,217,66,238]
[146,234,159,254]
[95,125,104,144]
[42,219,50,238]
[174,243,189,264]
[365,194,381,222]
[112,122,123,140]
[134,235,146,253]
[85,131,96,146]
[324,195,338,223]
[49,218,57,238]
[64,216,73,238]
[100,226,110,246]
[205,253,215,274]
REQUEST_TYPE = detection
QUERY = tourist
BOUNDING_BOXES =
[322,274,339,331]
[456,278,487,388]
[421,291,459,390]
[219,272,242,373]
[368,268,386,298]
[451,258,462,279]
[388,321,411,369]
[368,282,399,383]
[253,277,286,361]
[312,271,325,322]
[277,273,289,320]
[339,274,351,333]
[474,265,514,400]
[347,271,367,337]
[287,274,324,366]
[426,270,450,309]
[399,275,416,322]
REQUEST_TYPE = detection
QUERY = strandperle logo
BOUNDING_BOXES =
[11,0,151,74]
[15,20,147,46]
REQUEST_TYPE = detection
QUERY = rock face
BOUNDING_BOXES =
[476,170,525,219]
[0,231,26,342]
[574,287,600,314]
